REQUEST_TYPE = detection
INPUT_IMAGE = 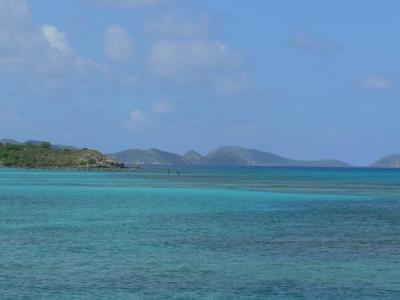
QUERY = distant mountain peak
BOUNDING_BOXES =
[371,154,400,168]
[206,146,289,166]
[111,145,352,167]
[183,150,207,165]
[184,150,203,156]
[111,148,184,165]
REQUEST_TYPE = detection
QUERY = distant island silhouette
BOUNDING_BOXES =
[2,138,400,169]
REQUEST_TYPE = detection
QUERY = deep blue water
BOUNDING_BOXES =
[0,167,399,299]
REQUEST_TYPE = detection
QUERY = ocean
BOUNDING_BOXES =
[0,167,399,299]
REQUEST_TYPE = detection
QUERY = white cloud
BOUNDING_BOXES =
[216,72,249,95]
[362,76,394,90]
[0,1,249,95]
[0,0,35,71]
[104,25,134,63]
[0,0,30,26]
[152,100,173,113]
[41,25,72,56]
[122,109,153,131]
[145,13,249,94]
[0,0,105,87]
[129,109,149,123]
[290,32,339,56]
[148,39,248,93]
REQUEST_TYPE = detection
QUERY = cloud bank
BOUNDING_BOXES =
[146,13,249,94]
[0,0,104,88]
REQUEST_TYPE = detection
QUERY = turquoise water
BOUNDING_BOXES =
[1,167,399,299]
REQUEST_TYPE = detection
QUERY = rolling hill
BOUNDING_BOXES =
[182,150,209,165]
[371,155,400,168]
[206,146,290,166]
[110,148,185,165]
[111,146,351,167]
[0,140,123,168]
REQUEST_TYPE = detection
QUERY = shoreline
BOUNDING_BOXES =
[1,165,400,172]
[0,165,141,172]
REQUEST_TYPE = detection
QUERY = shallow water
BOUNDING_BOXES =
[1,167,399,299]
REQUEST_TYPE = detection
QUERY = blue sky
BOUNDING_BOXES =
[1,0,400,165]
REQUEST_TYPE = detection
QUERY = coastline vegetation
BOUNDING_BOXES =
[0,142,123,169]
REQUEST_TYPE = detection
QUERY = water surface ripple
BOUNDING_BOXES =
[0,167,399,299]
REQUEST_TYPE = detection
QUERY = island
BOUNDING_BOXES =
[371,155,400,168]
[110,146,352,168]
[0,141,124,169]
[3,139,399,169]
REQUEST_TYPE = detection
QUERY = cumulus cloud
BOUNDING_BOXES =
[0,0,30,26]
[144,13,249,94]
[129,109,149,123]
[103,25,134,63]
[216,72,249,95]
[122,109,153,131]
[152,100,173,113]
[1,0,249,95]
[0,0,104,85]
[362,76,394,90]
[0,0,34,71]
[290,32,339,56]
[41,25,72,56]
[149,39,228,77]
[148,39,248,93]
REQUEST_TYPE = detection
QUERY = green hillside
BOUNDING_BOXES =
[110,148,184,165]
[206,146,290,166]
[182,151,208,165]
[0,142,123,168]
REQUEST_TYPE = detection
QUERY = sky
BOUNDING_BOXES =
[1,0,400,165]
